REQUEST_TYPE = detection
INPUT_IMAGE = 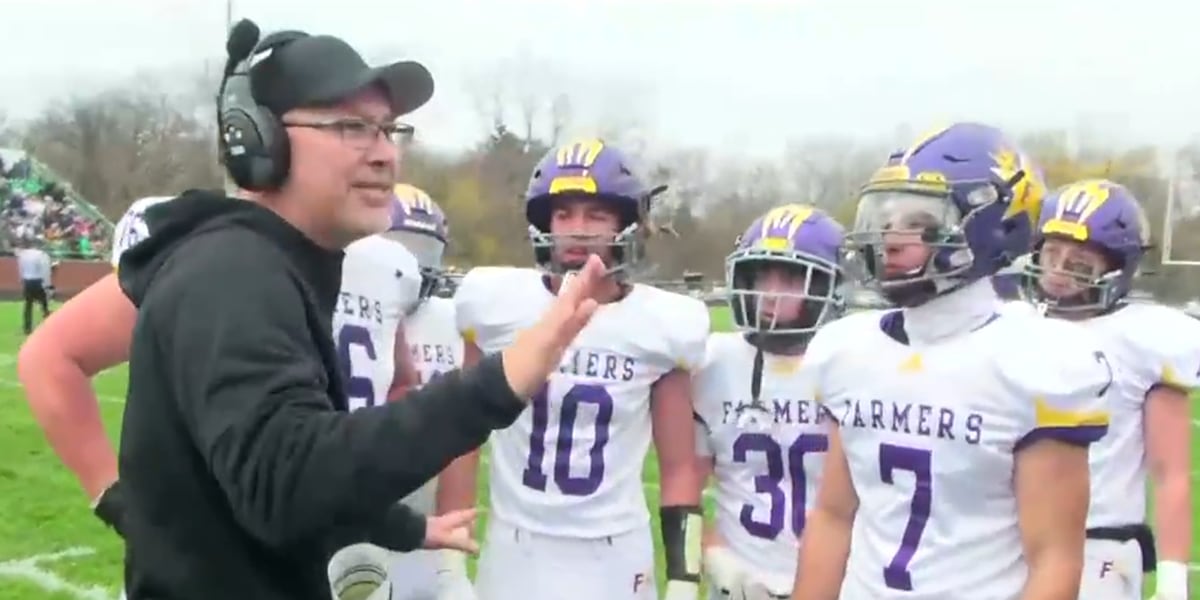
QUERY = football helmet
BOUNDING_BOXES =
[383,183,449,304]
[845,122,1046,307]
[1023,179,1150,316]
[727,204,845,351]
[524,138,666,278]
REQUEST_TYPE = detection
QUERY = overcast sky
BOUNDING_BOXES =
[2,0,1198,159]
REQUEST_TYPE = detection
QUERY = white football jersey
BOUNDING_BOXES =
[333,236,421,411]
[398,295,464,515]
[1080,302,1200,528]
[111,196,174,267]
[406,296,463,388]
[693,333,830,589]
[998,300,1040,318]
[814,308,1111,600]
[455,266,709,538]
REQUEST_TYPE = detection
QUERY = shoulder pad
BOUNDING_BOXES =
[454,266,538,344]
[1002,319,1111,444]
[1111,304,1200,391]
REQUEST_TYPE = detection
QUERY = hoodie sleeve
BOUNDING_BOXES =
[155,230,526,550]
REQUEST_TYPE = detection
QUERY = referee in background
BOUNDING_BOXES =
[16,238,51,334]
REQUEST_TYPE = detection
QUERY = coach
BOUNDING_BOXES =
[113,21,604,600]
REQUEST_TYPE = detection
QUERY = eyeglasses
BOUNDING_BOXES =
[282,118,415,149]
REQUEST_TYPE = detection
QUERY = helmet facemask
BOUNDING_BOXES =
[528,193,650,280]
[726,248,843,353]
[1023,238,1123,318]
[381,229,446,307]
[844,181,1009,307]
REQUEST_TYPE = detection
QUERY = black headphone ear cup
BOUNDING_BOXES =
[221,104,288,190]
[217,68,291,191]
[256,106,289,188]
[220,107,269,191]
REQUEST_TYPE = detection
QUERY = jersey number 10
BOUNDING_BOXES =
[522,383,615,496]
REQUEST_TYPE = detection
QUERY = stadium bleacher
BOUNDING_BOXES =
[0,147,113,259]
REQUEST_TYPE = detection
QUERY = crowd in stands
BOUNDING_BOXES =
[0,153,110,260]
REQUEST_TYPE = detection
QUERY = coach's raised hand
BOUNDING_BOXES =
[501,254,604,399]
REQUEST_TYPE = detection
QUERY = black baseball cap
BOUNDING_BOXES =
[249,33,434,118]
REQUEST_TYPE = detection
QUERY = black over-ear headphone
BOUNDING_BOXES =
[217,20,307,191]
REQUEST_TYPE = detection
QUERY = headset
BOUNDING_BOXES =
[216,20,307,191]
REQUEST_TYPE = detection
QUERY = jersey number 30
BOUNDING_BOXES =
[734,432,828,539]
[522,383,614,496]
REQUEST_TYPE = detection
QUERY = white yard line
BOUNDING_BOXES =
[0,547,121,600]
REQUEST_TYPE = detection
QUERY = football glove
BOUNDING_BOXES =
[91,480,127,538]
[704,546,749,599]
[662,579,699,600]
[704,546,790,600]
[434,549,476,600]
[742,579,790,600]
[328,543,394,600]
[1151,560,1188,600]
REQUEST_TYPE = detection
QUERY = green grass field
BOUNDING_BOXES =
[0,302,1195,599]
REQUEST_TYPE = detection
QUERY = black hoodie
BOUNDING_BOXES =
[116,190,525,600]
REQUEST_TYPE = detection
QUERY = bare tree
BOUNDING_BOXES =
[465,67,509,136]
[547,93,572,146]
[24,82,222,218]
[0,111,21,147]
[783,136,886,211]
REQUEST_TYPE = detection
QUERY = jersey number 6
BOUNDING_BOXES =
[733,432,828,539]
[522,382,615,496]
[336,324,377,410]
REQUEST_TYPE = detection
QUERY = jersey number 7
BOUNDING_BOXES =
[879,443,933,592]
[522,382,615,496]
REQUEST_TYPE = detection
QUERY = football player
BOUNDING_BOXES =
[792,122,1113,600]
[1023,179,1198,600]
[993,256,1039,317]
[447,139,708,600]
[376,184,473,599]
[693,204,845,600]
[18,195,173,526]
[334,191,423,414]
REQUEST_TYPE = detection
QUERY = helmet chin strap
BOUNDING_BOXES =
[736,346,770,429]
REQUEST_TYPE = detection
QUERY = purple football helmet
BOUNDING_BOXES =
[524,138,665,277]
[384,183,449,303]
[728,204,845,350]
[1022,179,1150,316]
[845,122,1047,307]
